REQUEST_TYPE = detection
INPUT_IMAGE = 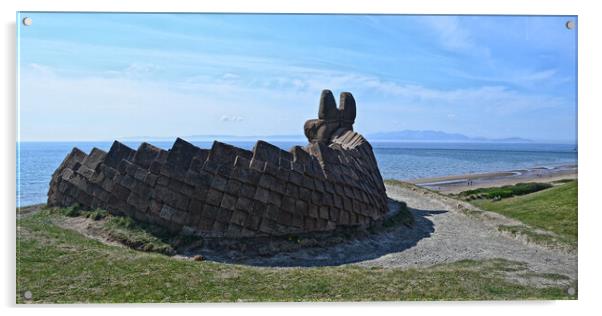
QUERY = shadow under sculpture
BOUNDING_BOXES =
[47,90,390,238]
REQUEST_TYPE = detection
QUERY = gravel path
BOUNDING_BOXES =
[221,184,576,282]
[355,184,577,280]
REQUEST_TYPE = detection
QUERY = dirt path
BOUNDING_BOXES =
[355,184,577,280]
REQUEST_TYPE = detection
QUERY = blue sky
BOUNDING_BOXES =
[17,13,577,142]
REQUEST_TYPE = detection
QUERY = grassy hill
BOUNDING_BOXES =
[470,180,577,249]
[16,206,575,303]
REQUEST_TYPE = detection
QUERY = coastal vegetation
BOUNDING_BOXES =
[458,182,552,200]
[470,180,577,248]
[16,206,574,303]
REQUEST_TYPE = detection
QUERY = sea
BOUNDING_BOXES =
[16,141,577,207]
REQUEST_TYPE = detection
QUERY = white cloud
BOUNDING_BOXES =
[220,115,244,122]
[124,63,160,76]
[221,73,240,80]
[18,62,571,141]
[421,16,475,51]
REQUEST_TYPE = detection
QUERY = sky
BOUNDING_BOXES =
[17,13,577,143]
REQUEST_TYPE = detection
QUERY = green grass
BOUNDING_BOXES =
[472,181,577,247]
[458,182,553,200]
[55,205,108,220]
[16,208,576,303]
[102,216,176,255]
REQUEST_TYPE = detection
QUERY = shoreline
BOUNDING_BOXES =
[407,164,577,193]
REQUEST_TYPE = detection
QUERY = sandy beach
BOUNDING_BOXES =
[408,164,577,194]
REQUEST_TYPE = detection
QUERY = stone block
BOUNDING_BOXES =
[205,189,224,207]
[144,173,159,186]
[258,218,278,234]
[76,165,95,180]
[289,171,304,186]
[189,149,210,172]
[251,201,266,217]
[202,160,220,175]
[270,177,286,195]
[252,141,284,166]
[249,158,266,172]
[196,206,216,224]
[285,182,299,198]
[299,187,312,201]
[166,138,200,170]
[239,183,257,199]
[216,164,234,178]
[127,192,150,212]
[343,197,353,211]
[319,206,330,219]
[281,196,296,212]
[193,185,209,201]
[104,141,135,168]
[220,193,237,211]
[212,220,228,233]
[303,217,317,231]
[215,208,233,223]
[156,175,169,186]
[222,179,241,196]
[254,187,270,204]
[291,161,305,174]
[232,166,261,185]
[207,141,253,166]
[333,194,343,209]
[149,160,163,175]
[210,175,228,192]
[111,183,130,201]
[344,185,355,198]
[308,203,319,218]
[258,174,276,190]
[188,198,205,214]
[295,200,308,214]
[243,212,262,230]
[235,197,253,212]
[159,204,177,220]
[148,199,163,216]
[265,204,281,219]
[273,166,291,182]
[231,209,247,226]
[184,170,212,188]
[311,191,322,205]
[82,148,107,171]
[302,177,315,190]
[153,185,190,210]
[277,210,293,226]
[130,181,151,199]
[334,184,345,196]
[291,213,303,228]
[133,142,162,169]
[226,224,242,236]
[198,217,215,231]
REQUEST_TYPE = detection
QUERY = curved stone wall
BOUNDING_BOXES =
[47,90,389,237]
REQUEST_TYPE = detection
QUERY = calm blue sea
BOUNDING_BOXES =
[16,141,577,207]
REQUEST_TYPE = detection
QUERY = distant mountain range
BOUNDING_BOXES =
[365,130,532,143]
[121,130,532,143]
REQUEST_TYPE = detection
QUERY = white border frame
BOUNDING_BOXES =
[2,0,600,315]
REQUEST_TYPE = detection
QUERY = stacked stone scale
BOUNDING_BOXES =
[47,90,389,237]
